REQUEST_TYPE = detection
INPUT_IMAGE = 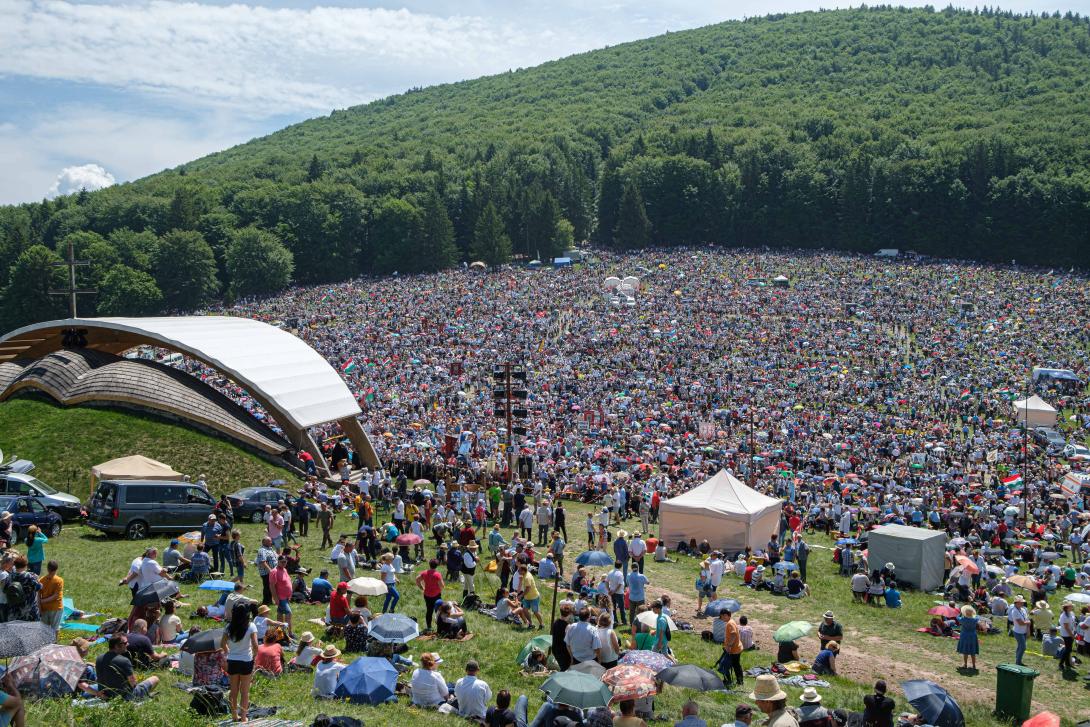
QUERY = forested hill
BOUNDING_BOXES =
[3,6,1090,328]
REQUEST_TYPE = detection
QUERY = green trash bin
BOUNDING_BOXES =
[995,663,1038,721]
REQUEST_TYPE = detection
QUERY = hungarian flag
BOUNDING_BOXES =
[958,389,971,401]
[1001,473,1023,487]
[320,290,333,303]
[341,359,356,374]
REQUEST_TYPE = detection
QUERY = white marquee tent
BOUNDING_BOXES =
[1012,394,1057,428]
[658,470,783,553]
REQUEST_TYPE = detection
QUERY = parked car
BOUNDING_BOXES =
[0,468,83,521]
[86,480,217,540]
[0,495,63,541]
[1032,427,1066,450]
[1063,443,1090,459]
[227,486,317,523]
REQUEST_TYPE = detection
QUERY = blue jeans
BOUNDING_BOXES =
[1014,631,1027,665]
[382,584,400,613]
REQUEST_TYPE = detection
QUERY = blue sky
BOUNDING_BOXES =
[2,0,1088,204]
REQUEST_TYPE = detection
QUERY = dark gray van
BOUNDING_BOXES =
[86,480,216,539]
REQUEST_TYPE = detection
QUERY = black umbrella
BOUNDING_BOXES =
[902,680,964,727]
[657,664,724,691]
[0,621,55,658]
[180,628,223,654]
[131,579,179,607]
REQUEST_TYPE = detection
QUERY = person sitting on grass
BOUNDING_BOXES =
[288,632,322,671]
[494,587,532,627]
[0,671,26,727]
[92,634,161,702]
[189,543,211,581]
[254,631,284,676]
[437,600,468,639]
[410,652,450,708]
[811,641,838,676]
[343,612,369,653]
[312,645,345,698]
[786,571,809,599]
[309,570,333,604]
[126,619,171,668]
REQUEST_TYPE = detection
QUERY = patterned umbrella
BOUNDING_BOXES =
[603,664,657,703]
[619,649,674,673]
[0,621,56,658]
[8,644,84,694]
[368,613,419,644]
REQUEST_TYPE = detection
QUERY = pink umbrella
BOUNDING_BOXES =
[395,533,422,545]
[955,555,979,575]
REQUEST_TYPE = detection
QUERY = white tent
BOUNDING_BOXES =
[1012,395,1057,428]
[867,524,946,591]
[658,470,782,553]
[91,455,182,482]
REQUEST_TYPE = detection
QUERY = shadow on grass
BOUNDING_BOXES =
[956,666,979,676]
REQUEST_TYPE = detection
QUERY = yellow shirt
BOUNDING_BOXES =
[522,574,539,600]
[39,573,64,612]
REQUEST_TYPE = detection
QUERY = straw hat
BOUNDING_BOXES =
[1013,594,1025,604]
[616,530,628,539]
[1035,600,1049,610]
[468,541,479,550]
[257,605,270,616]
[823,611,835,619]
[800,687,822,704]
[321,644,341,659]
[298,631,315,644]
[961,605,976,618]
[749,674,787,702]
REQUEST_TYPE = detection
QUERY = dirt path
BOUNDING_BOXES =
[659,587,1054,714]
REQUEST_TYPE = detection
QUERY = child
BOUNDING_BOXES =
[738,615,755,650]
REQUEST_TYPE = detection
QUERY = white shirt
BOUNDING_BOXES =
[380,562,396,584]
[708,558,726,586]
[607,569,625,595]
[454,675,492,719]
[1059,610,1077,638]
[629,538,646,558]
[226,623,257,661]
[410,668,449,706]
[137,558,165,589]
[1008,606,1030,634]
[313,661,345,697]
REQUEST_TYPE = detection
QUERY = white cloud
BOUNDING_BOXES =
[0,0,610,115]
[48,163,116,198]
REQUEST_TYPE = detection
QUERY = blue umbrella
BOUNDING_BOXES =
[901,680,964,727]
[836,538,859,546]
[575,550,615,567]
[334,656,398,705]
[773,561,798,573]
[703,599,741,616]
[197,580,236,592]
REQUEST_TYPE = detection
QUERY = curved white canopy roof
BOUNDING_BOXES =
[0,317,361,430]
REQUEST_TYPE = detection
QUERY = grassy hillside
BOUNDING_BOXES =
[2,6,1090,327]
[0,397,292,500]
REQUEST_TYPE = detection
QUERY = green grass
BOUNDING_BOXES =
[0,398,291,500]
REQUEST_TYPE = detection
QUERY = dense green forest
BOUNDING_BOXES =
[3,6,1090,329]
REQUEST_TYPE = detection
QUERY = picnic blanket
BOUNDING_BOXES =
[214,719,302,727]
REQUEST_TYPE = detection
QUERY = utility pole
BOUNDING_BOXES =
[493,364,527,483]
[49,238,95,318]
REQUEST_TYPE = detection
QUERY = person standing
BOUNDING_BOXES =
[626,565,648,625]
[796,537,810,582]
[717,610,744,688]
[518,506,534,542]
[37,560,64,634]
[380,553,400,613]
[613,531,630,579]
[553,500,568,541]
[607,561,627,625]
[629,533,646,574]
[220,603,259,723]
[956,605,979,671]
[462,542,479,599]
[708,551,726,595]
[256,537,278,607]
[296,495,310,538]
[1008,595,1030,666]
[536,501,552,546]
[318,502,335,549]
[1058,601,1078,672]
[269,556,294,638]
[24,526,47,575]
[415,559,444,633]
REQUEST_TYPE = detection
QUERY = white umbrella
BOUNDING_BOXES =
[635,611,678,633]
[346,577,388,596]
[1063,592,1090,605]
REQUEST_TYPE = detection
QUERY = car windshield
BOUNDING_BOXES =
[25,477,58,495]
[232,488,261,498]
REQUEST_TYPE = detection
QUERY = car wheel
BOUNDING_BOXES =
[127,520,149,540]
[251,510,264,524]
[49,521,62,538]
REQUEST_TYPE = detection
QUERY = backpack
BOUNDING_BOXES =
[189,685,229,716]
[97,617,128,636]
[3,578,28,607]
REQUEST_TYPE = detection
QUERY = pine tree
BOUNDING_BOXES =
[306,154,323,182]
[613,181,653,249]
[470,202,512,268]
[419,190,458,271]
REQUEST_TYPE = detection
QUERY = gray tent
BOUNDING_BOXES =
[867,524,946,591]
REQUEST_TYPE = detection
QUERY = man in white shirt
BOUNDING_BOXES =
[536,502,552,546]
[312,646,345,697]
[454,660,492,720]
[629,533,646,574]
[1008,595,1030,665]
[564,608,602,663]
[1057,602,1077,672]
[708,553,726,594]
[607,562,627,625]
[518,506,534,541]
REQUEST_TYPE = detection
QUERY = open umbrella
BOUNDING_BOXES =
[570,660,607,678]
[619,650,674,673]
[635,611,678,633]
[1062,592,1090,605]
[657,664,723,691]
[346,577,388,597]
[197,579,236,592]
[703,598,741,616]
[180,628,223,653]
[517,634,552,665]
[602,664,657,703]
[0,621,56,658]
[773,621,812,643]
[1022,712,1060,727]
[954,556,979,575]
[395,533,422,546]
[541,671,612,709]
[7,644,84,694]
[575,550,614,567]
[1007,574,1038,590]
[368,613,419,644]
[928,606,960,619]
[334,656,398,705]
[836,538,859,546]
[773,561,798,573]
[132,579,179,606]
[902,680,964,727]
